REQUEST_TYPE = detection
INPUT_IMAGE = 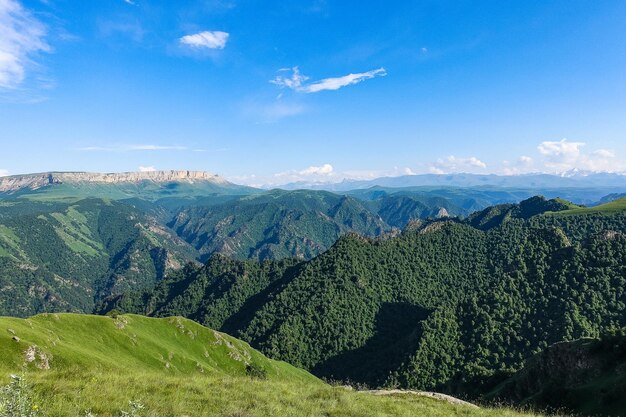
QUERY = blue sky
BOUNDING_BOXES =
[1,0,625,185]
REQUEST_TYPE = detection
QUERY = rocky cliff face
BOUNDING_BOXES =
[489,334,626,415]
[0,171,228,192]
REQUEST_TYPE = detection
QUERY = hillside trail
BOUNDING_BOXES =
[358,390,479,408]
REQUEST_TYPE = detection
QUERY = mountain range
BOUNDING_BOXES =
[1,170,626,415]
[280,171,626,192]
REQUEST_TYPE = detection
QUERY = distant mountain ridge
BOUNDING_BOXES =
[280,172,626,191]
[0,170,230,193]
[2,171,625,205]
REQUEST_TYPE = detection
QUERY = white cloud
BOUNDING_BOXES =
[270,67,309,90]
[538,139,582,157]
[299,163,333,176]
[537,138,584,168]
[501,155,536,175]
[499,142,625,175]
[429,167,445,175]
[430,155,487,174]
[304,68,386,93]
[78,144,188,152]
[0,0,50,90]
[0,169,9,177]
[179,31,229,49]
[271,67,386,93]
[268,163,336,185]
[519,155,533,164]
[138,165,156,172]
[467,157,487,168]
[593,149,615,158]
[123,0,136,4]
[246,165,423,187]
[535,138,625,172]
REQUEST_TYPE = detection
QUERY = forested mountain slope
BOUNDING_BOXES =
[0,199,198,316]
[464,195,581,230]
[101,196,626,415]
[169,190,389,260]
[0,185,460,315]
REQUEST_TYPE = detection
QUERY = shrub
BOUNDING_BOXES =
[106,309,122,319]
[0,374,40,417]
[245,363,268,380]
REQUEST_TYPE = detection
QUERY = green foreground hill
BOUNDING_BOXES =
[0,313,542,417]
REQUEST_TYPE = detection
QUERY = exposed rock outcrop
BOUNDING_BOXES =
[0,170,228,193]
[436,207,449,218]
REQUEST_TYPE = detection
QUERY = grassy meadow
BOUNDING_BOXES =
[0,313,554,417]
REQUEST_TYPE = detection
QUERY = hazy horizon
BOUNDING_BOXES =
[2,167,626,191]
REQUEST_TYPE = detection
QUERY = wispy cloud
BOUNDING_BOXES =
[123,0,137,5]
[98,19,145,43]
[268,163,336,185]
[0,169,9,177]
[241,98,306,123]
[78,144,189,152]
[501,155,535,175]
[138,165,156,172]
[0,0,50,90]
[429,155,487,174]
[274,163,334,179]
[271,67,387,93]
[305,68,387,93]
[519,155,533,164]
[593,149,615,159]
[270,67,309,90]
[180,31,229,49]
[234,165,418,187]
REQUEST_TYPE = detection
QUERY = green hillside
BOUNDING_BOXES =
[489,331,626,416]
[102,197,626,416]
[545,197,626,216]
[0,199,199,316]
[0,313,537,417]
[0,313,313,381]
[465,196,580,230]
[169,189,389,261]
[3,177,256,203]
